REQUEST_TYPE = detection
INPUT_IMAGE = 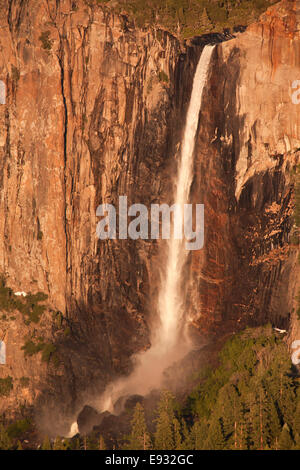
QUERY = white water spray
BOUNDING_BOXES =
[69,45,215,428]
[156,45,215,352]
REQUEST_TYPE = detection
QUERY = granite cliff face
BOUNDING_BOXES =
[0,0,299,434]
[0,0,198,430]
[188,0,300,339]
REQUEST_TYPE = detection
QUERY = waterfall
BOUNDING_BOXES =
[100,43,215,406]
[156,44,215,352]
[68,45,215,431]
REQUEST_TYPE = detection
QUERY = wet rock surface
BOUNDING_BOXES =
[0,0,299,435]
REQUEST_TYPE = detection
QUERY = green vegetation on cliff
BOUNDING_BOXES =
[120,326,300,450]
[1,325,299,450]
[0,376,13,397]
[100,0,278,38]
[6,419,32,439]
[21,338,59,366]
[182,325,299,449]
[0,276,48,324]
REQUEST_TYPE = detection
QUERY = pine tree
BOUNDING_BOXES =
[180,420,193,450]
[191,419,209,450]
[293,400,300,437]
[125,403,150,450]
[247,387,273,450]
[99,435,106,450]
[236,419,249,450]
[275,358,297,429]
[41,435,52,450]
[154,390,177,450]
[173,418,182,450]
[236,398,252,451]
[216,383,245,449]
[53,436,66,450]
[72,438,81,450]
[0,423,13,450]
[278,424,293,450]
[16,440,23,450]
[198,8,213,32]
[154,409,174,450]
[143,430,152,450]
[203,416,226,450]
[265,396,281,447]
[157,390,176,418]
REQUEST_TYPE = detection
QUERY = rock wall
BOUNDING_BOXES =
[0,0,199,431]
[188,0,300,341]
[0,0,299,435]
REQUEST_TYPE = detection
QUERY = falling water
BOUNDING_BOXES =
[156,44,215,352]
[68,45,215,432]
[99,44,215,407]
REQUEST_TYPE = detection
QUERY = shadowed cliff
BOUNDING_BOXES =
[0,0,299,437]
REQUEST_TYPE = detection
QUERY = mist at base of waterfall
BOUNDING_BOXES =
[66,44,215,438]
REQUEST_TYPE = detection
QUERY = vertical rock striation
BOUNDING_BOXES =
[0,0,299,434]
[189,0,300,343]
[0,0,199,430]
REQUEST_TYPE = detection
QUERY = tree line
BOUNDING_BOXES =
[1,324,299,450]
